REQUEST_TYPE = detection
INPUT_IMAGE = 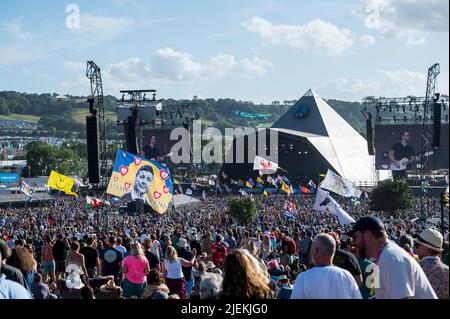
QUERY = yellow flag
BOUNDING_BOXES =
[281,181,291,195]
[257,177,264,184]
[263,190,268,197]
[47,171,79,198]
[245,181,253,189]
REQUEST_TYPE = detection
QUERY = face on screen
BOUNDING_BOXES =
[134,169,153,194]
[150,136,157,144]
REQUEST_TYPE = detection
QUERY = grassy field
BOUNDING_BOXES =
[0,113,41,123]
[72,108,117,124]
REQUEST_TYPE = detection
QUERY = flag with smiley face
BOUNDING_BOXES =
[106,150,173,215]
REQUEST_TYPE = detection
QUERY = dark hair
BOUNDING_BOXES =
[116,237,122,245]
[86,237,94,246]
[136,165,154,177]
[70,241,80,251]
[109,236,116,244]
[147,269,161,285]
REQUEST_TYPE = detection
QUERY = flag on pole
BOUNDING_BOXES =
[314,188,356,225]
[186,189,193,195]
[281,181,291,195]
[202,190,206,200]
[239,189,249,196]
[172,178,180,185]
[253,156,278,175]
[85,196,110,210]
[191,183,197,190]
[263,190,268,197]
[221,171,228,180]
[301,186,311,194]
[257,176,264,184]
[351,196,361,207]
[47,170,79,198]
[320,169,361,198]
[245,181,253,189]
[308,180,317,190]
[20,181,34,197]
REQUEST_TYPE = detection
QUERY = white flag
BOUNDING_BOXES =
[253,156,278,175]
[320,169,361,198]
[314,187,356,225]
[202,190,206,200]
[21,182,34,197]
[239,189,249,196]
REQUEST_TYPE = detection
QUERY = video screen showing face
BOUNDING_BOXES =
[141,129,189,168]
[374,124,449,171]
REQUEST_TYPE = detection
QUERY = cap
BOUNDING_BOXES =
[347,216,385,237]
[0,239,12,260]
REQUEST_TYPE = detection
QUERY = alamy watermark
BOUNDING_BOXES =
[65,4,80,29]
[164,121,279,165]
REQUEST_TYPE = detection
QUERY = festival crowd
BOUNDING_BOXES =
[0,193,448,299]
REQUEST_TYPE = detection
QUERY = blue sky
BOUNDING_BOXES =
[0,0,448,103]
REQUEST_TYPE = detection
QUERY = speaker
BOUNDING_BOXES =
[125,116,138,155]
[432,102,441,148]
[127,201,144,216]
[366,117,375,155]
[86,116,100,184]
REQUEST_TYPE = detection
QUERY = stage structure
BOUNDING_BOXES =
[116,90,198,156]
[222,89,374,186]
[86,61,107,187]
[362,63,450,217]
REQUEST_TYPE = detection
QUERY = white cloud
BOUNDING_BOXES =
[242,16,355,56]
[239,57,273,79]
[354,0,449,45]
[150,48,271,81]
[320,68,431,100]
[360,35,376,47]
[66,15,135,44]
[0,18,33,40]
[61,48,273,94]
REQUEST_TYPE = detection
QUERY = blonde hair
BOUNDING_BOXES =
[16,246,36,273]
[130,242,144,257]
[222,249,273,299]
[143,238,152,250]
[165,246,178,262]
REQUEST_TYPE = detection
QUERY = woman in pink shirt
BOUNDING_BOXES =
[121,242,150,298]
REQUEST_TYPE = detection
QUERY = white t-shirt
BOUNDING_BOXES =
[290,265,362,299]
[116,245,127,257]
[375,243,437,299]
[140,234,150,243]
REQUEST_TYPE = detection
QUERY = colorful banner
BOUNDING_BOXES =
[106,150,173,215]
[48,171,79,197]
[254,156,278,175]
[20,182,34,197]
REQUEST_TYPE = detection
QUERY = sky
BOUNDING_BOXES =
[0,0,448,103]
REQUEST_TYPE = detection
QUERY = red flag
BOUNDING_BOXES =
[301,186,310,194]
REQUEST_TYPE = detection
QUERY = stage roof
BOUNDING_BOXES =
[271,89,374,183]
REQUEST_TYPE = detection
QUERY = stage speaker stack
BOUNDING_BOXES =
[432,101,441,149]
[366,117,375,156]
[86,116,100,184]
[125,116,138,155]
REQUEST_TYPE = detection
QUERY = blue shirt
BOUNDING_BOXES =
[0,274,31,299]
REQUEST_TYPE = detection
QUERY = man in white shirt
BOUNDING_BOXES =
[349,216,437,299]
[290,233,362,299]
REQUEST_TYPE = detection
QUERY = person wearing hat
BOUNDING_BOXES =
[276,275,293,299]
[349,216,437,299]
[415,228,449,299]
[176,237,195,296]
[97,279,122,299]
[0,239,29,290]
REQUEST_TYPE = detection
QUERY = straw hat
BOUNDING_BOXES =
[100,279,120,293]
[205,261,216,269]
[414,228,444,252]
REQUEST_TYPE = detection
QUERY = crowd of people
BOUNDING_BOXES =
[0,192,448,299]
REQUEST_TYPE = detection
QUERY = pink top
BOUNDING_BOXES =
[124,256,149,284]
